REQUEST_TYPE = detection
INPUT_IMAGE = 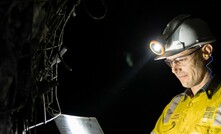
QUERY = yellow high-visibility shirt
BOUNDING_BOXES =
[151,75,221,134]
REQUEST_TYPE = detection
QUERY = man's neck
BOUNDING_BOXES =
[191,73,212,95]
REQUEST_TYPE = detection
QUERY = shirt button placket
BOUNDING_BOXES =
[180,100,193,133]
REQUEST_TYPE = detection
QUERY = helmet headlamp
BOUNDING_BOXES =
[149,40,165,55]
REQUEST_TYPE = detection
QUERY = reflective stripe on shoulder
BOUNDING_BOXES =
[150,131,155,134]
[164,93,185,123]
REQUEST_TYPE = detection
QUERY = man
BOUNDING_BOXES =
[149,14,221,133]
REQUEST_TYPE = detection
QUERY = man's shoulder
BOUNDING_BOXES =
[169,92,186,103]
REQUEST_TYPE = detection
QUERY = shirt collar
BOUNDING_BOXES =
[184,74,221,99]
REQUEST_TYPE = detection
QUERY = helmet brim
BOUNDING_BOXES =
[154,49,183,60]
[154,40,216,60]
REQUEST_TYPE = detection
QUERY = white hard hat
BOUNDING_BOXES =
[150,14,216,60]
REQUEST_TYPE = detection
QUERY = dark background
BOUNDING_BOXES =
[36,0,221,133]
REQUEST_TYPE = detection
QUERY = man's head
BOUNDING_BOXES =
[149,14,216,88]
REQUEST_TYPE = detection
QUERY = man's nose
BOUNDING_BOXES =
[171,63,180,74]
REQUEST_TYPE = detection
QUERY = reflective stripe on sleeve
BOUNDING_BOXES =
[214,103,221,125]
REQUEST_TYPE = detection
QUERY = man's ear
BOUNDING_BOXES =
[202,44,213,60]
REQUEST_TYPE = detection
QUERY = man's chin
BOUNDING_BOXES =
[180,81,190,88]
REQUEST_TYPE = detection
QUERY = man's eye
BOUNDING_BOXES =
[176,57,187,62]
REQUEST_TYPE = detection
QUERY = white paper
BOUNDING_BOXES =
[54,114,104,134]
